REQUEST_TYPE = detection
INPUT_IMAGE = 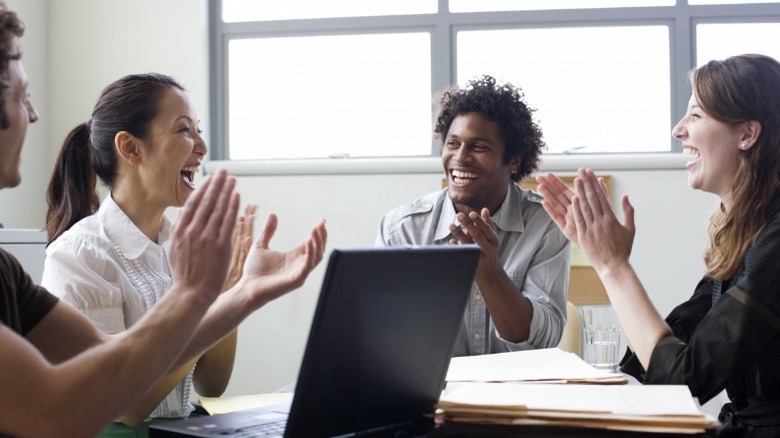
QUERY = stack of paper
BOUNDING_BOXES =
[446,348,628,384]
[437,382,719,435]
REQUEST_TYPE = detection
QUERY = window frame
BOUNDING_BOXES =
[209,0,780,160]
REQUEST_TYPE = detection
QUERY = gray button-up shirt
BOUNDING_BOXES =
[375,184,570,356]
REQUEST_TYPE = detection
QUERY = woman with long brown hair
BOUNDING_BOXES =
[538,54,780,436]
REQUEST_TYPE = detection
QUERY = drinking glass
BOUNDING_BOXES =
[581,305,621,372]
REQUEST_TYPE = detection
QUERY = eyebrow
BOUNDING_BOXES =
[173,115,201,127]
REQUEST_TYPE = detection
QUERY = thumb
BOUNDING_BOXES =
[257,213,278,249]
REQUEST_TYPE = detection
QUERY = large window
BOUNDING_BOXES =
[210,0,780,160]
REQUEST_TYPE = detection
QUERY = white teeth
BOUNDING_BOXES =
[682,147,700,157]
[452,170,478,179]
[180,165,200,186]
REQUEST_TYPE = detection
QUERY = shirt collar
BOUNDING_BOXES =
[435,184,525,241]
[99,193,171,259]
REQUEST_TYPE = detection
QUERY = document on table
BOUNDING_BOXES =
[445,348,627,384]
[198,392,294,415]
[437,383,720,434]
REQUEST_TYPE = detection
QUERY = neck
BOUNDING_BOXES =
[111,190,166,243]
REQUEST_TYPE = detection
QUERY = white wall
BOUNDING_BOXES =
[3,0,720,398]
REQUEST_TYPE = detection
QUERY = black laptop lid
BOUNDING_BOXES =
[285,245,480,438]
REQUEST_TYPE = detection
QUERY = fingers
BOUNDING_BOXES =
[243,204,256,241]
[573,176,594,223]
[571,195,587,235]
[537,173,574,220]
[537,173,574,202]
[577,168,605,218]
[174,172,213,233]
[309,219,327,266]
[178,169,239,246]
[257,213,279,249]
[448,222,472,244]
[622,195,636,238]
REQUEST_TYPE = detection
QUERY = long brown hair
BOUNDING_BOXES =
[695,54,780,279]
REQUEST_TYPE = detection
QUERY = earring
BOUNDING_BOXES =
[740,143,747,150]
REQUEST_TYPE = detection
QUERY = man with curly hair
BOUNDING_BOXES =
[376,75,570,356]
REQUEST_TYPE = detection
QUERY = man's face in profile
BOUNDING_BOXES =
[0,59,38,190]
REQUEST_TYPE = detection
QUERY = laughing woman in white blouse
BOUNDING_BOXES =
[41,73,256,432]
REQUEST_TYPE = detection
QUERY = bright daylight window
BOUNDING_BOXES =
[210,0,780,160]
[228,33,432,159]
[695,23,780,66]
[457,26,670,154]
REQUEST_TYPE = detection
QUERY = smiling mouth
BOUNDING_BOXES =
[682,146,700,157]
[180,165,200,187]
[451,169,478,183]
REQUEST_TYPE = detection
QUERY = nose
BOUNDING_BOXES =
[26,100,39,123]
[194,133,208,157]
[671,118,685,140]
[452,143,471,162]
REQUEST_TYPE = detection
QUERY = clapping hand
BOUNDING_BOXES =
[448,208,502,280]
[169,169,240,306]
[237,213,328,307]
[222,203,257,292]
[569,168,635,273]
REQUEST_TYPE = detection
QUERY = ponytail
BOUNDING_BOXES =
[45,122,99,245]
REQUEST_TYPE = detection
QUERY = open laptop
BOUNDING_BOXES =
[150,245,480,438]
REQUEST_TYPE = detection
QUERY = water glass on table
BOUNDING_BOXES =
[581,305,621,373]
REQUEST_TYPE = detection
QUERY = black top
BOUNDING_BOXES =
[621,198,780,437]
[0,248,58,335]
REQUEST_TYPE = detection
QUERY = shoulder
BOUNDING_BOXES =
[512,185,552,223]
[737,202,780,287]
[381,190,444,223]
[47,214,109,255]
[515,185,545,206]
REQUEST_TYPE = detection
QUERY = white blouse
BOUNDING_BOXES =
[41,194,194,419]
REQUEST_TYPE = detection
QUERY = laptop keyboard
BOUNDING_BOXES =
[217,418,286,437]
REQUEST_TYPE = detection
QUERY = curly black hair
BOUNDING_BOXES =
[434,75,545,182]
[0,1,24,130]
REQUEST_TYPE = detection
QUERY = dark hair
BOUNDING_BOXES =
[695,54,780,279]
[434,75,545,182]
[0,1,23,129]
[45,73,185,244]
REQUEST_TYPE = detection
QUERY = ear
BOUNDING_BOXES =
[739,120,761,150]
[508,156,522,174]
[115,131,142,166]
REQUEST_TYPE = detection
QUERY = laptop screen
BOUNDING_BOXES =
[285,245,480,437]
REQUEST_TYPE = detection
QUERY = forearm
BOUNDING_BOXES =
[597,262,671,368]
[50,287,209,437]
[119,357,199,426]
[0,290,212,436]
[193,328,238,396]
[477,272,534,343]
[173,286,254,374]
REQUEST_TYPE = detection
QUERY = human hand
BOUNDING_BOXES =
[449,208,501,280]
[536,172,578,245]
[571,168,635,273]
[169,169,239,306]
[536,172,611,246]
[222,203,256,292]
[238,214,327,307]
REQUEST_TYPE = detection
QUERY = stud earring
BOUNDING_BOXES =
[740,143,747,150]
